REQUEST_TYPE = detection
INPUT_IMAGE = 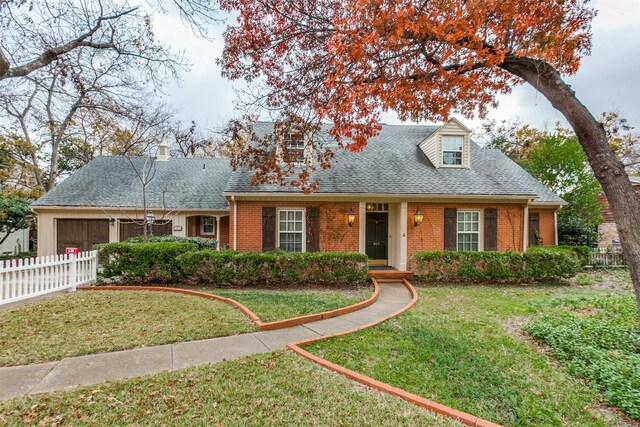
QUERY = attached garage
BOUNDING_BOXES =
[56,219,109,254]
[119,220,173,241]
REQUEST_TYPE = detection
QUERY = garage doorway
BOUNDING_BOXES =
[56,219,109,254]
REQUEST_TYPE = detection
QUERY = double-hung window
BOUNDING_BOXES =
[201,216,215,235]
[442,135,464,166]
[284,133,305,163]
[457,211,480,251]
[278,209,304,252]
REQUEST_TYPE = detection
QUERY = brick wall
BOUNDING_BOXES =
[233,201,359,252]
[597,184,640,223]
[231,200,556,255]
[407,203,526,255]
[529,209,556,247]
[219,216,230,247]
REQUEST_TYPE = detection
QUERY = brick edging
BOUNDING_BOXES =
[258,282,379,330]
[77,282,379,331]
[287,279,505,427]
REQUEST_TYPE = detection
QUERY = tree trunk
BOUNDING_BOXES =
[502,56,640,328]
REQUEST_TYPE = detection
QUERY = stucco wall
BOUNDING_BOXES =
[34,208,228,256]
[0,228,30,254]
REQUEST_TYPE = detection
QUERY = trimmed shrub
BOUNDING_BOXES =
[97,242,369,286]
[124,235,217,250]
[179,250,369,286]
[560,245,591,267]
[97,242,198,281]
[529,245,591,268]
[410,248,581,283]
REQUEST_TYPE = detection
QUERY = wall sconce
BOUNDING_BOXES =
[109,218,116,226]
[347,208,356,227]
[414,208,424,227]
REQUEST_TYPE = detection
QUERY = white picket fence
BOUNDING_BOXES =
[0,250,98,306]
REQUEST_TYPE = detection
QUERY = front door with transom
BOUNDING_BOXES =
[366,212,388,265]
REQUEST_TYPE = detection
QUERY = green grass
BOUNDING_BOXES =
[527,294,640,419]
[305,285,629,426]
[0,351,462,426]
[193,286,372,322]
[0,290,256,366]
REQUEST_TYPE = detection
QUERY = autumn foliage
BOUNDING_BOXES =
[220,0,595,185]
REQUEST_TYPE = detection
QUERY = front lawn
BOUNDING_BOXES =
[0,351,461,426]
[305,281,631,426]
[0,290,256,366]
[191,286,372,322]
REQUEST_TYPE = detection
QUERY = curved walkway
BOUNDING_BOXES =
[0,281,411,401]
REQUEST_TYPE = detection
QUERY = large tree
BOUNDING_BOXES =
[0,0,184,193]
[220,0,640,325]
[0,0,216,84]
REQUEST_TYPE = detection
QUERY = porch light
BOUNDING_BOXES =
[109,217,116,226]
[347,208,356,227]
[414,208,424,226]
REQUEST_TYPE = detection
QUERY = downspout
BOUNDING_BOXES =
[232,196,238,251]
[554,209,559,246]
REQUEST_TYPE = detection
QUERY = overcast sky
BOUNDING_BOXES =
[154,0,640,134]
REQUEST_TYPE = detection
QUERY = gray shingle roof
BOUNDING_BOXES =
[224,122,564,204]
[32,156,231,210]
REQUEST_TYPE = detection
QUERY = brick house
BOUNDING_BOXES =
[596,175,640,249]
[32,119,564,271]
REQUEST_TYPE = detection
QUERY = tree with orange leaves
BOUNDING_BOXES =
[220,0,640,326]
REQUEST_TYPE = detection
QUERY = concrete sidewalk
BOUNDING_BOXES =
[0,282,412,400]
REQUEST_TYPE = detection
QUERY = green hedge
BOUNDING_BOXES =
[96,243,368,286]
[179,250,369,286]
[96,242,198,281]
[528,245,591,268]
[560,245,591,267]
[124,235,218,249]
[410,248,581,283]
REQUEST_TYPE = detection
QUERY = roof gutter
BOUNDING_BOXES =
[223,192,540,203]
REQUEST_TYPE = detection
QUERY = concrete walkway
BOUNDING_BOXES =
[0,282,412,401]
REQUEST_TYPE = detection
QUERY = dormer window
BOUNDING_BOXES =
[284,133,305,163]
[418,118,470,169]
[442,135,463,166]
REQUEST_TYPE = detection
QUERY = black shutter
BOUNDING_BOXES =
[484,208,498,251]
[444,208,457,251]
[528,212,540,246]
[306,207,320,252]
[262,207,276,251]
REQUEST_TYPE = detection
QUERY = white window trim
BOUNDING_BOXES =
[276,208,306,252]
[441,135,464,167]
[456,209,483,251]
[200,216,216,236]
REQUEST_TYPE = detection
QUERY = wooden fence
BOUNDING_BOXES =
[589,251,627,267]
[0,250,98,306]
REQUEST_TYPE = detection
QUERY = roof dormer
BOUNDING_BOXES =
[418,118,471,169]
